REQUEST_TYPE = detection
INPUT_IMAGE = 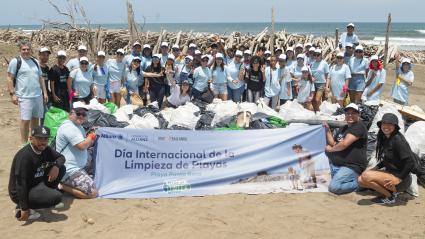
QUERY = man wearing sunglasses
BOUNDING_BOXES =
[55,102,97,199]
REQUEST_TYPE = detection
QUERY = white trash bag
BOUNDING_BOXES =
[126,113,159,129]
[238,102,258,115]
[209,100,239,126]
[278,100,315,121]
[168,102,200,129]
[405,121,425,157]
[368,104,405,134]
[319,101,340,115]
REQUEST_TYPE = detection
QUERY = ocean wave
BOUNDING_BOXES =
[368,37,425,46]
[415,29,425,34]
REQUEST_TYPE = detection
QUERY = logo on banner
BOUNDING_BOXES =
[130,134,149,142]
[163,180,191,193]
[157,136,188,142]
[100,133,124,140]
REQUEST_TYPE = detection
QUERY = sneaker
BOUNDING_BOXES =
[28,209,41,220]
[51,202,65,210]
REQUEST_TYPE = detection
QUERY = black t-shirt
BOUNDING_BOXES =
[329,121,368,174]
[245,70,263,91]
[377,133,414,179]
[40,65,50,94]
[8,144,65,210]
[145,66,165,86]
[48,65,70,93]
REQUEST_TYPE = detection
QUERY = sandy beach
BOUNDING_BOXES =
[0,42,425,239]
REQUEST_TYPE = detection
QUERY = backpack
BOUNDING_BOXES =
[13,56,40,87]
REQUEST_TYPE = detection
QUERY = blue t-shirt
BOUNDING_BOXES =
[226,62,245,89]
[106,59,126,82]
[124,52,142,67]
[291,64,304,81]
[56,120,87,179]
[363,69,386,101]
[279,67,293,100]
[91,64,109,86]
[193,66,211,92]
[310,60,329,84]
[70,68,93,98]
[391,69,414,103]
[264,67,281,97]
[66,58,80,72]
[211,65,227,84]
[297,79,315,103]
[329,64,351,100]
[349,57,368,75]
[7,57,42,98]
[141,56,152,71]
[125,68,143,92]
[339,32,360,48]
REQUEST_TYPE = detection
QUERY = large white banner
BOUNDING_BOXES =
[94,125,329,198]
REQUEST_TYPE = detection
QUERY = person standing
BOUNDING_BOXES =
[66,45,89,72]
[106,49,126,107]
[310,48,330,111]
[176,55,194,87]
[160,42,169,67]
[329,52,351,106]
[211,53,228,101]
[124,41,142,67]
[362,55,386,102]
[67,57,94,104]
[38,47,51,111]
[263,56,281,110]
[348,46,369,103]
[344,43,354,65]
[141,44,153,71]
[144,54,167,108]
[7,41,48,144]
[278,55,293,106]
[226,50,245,102]
[339,23,360,49]
[49,50,71,112]
[245,56,264,103]
[390,54,414,105]
[296,66,315,111]
[191,55,212,100]
[325,103,368,195]
[91,51,109,103]
[290,54,307,98]
[8,126,66,221]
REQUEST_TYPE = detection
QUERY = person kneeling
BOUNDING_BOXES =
[358,113,414,205]
[8,126,66,221]
[56,102,97,199]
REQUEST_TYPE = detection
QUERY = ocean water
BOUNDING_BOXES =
[1,22,425,50]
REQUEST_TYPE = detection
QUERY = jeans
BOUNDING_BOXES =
[149,83,166,108]
[227,85,245,103]
[247,89,261,103]
[328,164,360,195]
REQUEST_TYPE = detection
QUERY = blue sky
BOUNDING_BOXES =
[1,0,424,25]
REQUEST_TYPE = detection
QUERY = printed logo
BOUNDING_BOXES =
[163,180,191,194]
[157,136,188,142]
[130,134,149,142]
[100,133,124,140]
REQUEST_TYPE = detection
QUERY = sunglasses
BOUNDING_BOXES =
[117,53,125,56]
[201,59,209,62]
[76,111,87,117]
[235,55,242,58]
[80,62,89,65]
[314,54,321,56]
[355,50,363,53]
[337,56,344,59]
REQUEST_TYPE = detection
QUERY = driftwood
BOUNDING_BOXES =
[0,28,424,64]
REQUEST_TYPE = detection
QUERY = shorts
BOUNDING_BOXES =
[95,84,106,99]
[18,96,44,120]
[212,83,228,95]
[109,81,122,93]
[314,83,326,91]
[62,169,96,196]
[349,74,366,91]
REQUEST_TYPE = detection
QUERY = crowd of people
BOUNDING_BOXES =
[6,23,419,221]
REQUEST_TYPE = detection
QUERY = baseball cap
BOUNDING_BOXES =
[215,53,224,59]
[377,113,400,131]
[286,47,294,52]
[344,103,359,113]
[336,52,345,57]
[355,45,364,51]
[278,54,287,61]
[132,56,142,62]
[235,50,243,56]
[309,47,316,52]
[346,43,354,48]
[301,66,309,72]
[295,43,303,49]
[347,23,355,28]
[116,48,125,54]
[401,58,411,64]
[172,44,179,49]
[78,45,87,51]
[305,42,312,47]
[297,54,305,59]
[152,54,161,59]
[161,42,169,47]
[265,50,271,55]
[194,50,202,55]
[57,50,67,57]
[314,48,322,54]
[167,55,175,61]
[244,50,252,55]
[201,55,210,60]
[370,55,379,61]
[79,56,89,63]
[143,44,151,49]
[181,80,190,85]
[133,41,142,47]
[189,43,197,48]
[31,126,50,138]
[39,47,51,54]
[97,51,106,57]
[185,55,194,61]
[73,101,89,111]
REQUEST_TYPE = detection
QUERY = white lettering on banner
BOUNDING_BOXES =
[95,126,329,199]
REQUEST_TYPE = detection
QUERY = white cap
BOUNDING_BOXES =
[278,54,287,61]
[161,42,169,47]
[296,54,305,59]
[314,48,322,54]
[143,44,151,49]
[189,43,197,48]
[347,23,355,28]
[336,52,345,57]
[401,58,412,64]
[295,43,303,49]
[301,66,309,72]
[79,56,89,62]
[235,50,243,56]
[57,50,67,57]
[185,55,194,61]
[215,53,224,59]
[194,50,202,55]
[346,43,354,48]
[370,55,379,61]
[73,101,89,110]
[266,57,271,61]
[286,47,294,52]
[201,55,210,60]
[344,103,359,112]
[97,51,106,57]
[78,45,87,51]
[305,42,312,47]
[39,47,51,53]
[167,55,175,61]
[132,56,142,61]
[116,48,125,54]
[309,47,316,52]
[355,45,364,51]
[244,50,252,55]
[265,50,271,55]
[133,41,141,46]
[153,54,162,59]
[172,44,179,49]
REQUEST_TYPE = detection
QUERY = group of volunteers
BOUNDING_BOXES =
[5,22,418,221]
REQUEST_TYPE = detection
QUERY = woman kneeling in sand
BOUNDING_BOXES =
[358,113,415,205]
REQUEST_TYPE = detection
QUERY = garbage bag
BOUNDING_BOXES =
[208,100,238,126]
[167,102,200,129]
[215,115,237,128]
[359,104,379,129]
[113,105,136,122]
[257,98,282,119]
[319,101,340,115]
[405,121,425,157]
[195,111,215,130]
[126,113,159,129]
[366,132,378,167]
[278,100,315,121]
[369,104,405,134]
[103,102,118,114]
[238,102,258,115]
[44,107,69,143]
[156,114,169,129]
[83,110,129,131]
[87,98,110,114]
